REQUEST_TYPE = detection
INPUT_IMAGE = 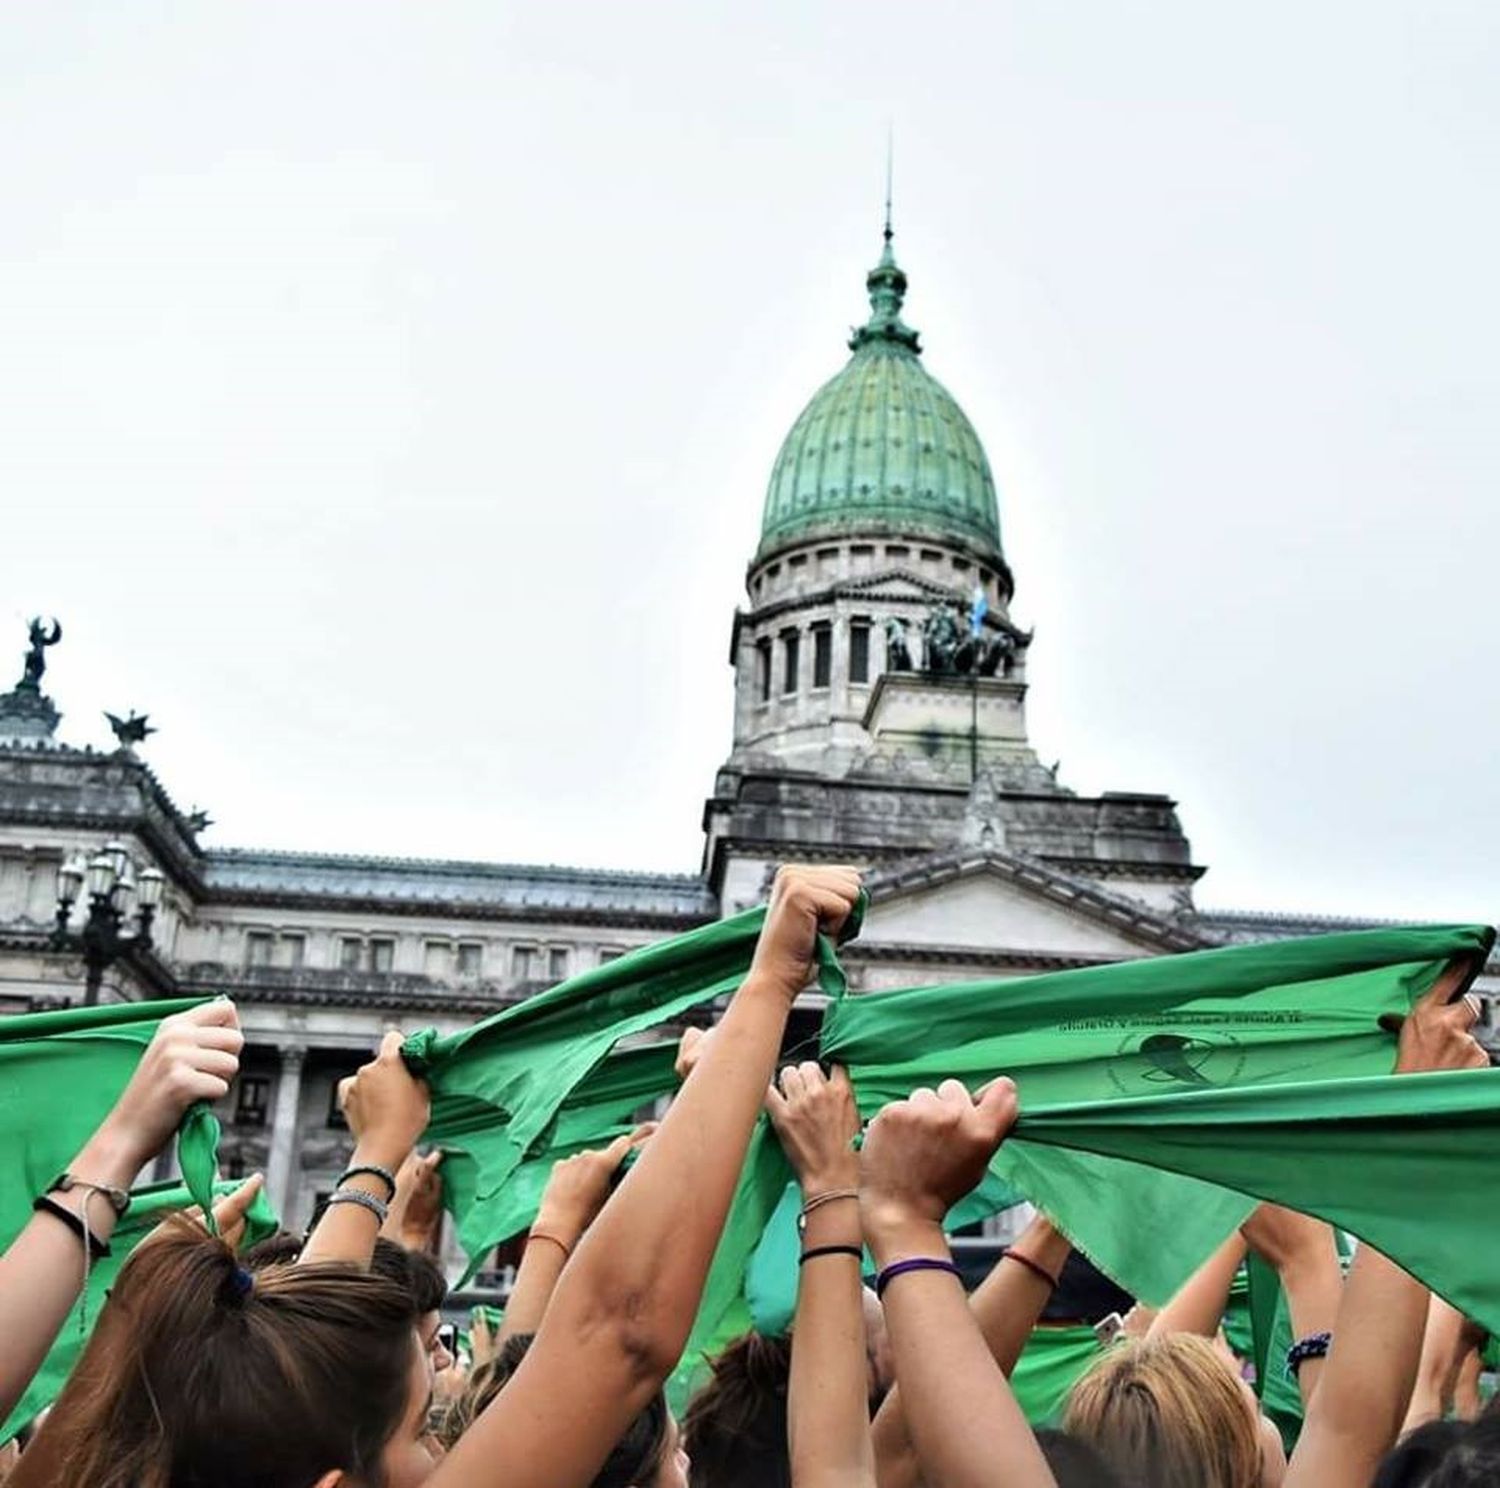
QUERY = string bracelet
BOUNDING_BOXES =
[875,1256,962,1299]
[1003,1249,1060,1289]
[528,1229,573,1260]
[800,1244,863,1266]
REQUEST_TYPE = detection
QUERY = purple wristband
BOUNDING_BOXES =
[875,1256,962,1299]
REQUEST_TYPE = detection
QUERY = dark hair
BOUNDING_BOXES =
[442,1330,671,1488]
[11,1221,418,1488]
[1406,1416,1500,1488]
[241,1228,304,1268]
[681,1332,792,1488]
[1034,1429,1126,1488]
[371,1236,448,1315]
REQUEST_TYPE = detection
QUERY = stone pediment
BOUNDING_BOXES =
[859,849,1207,960]
[833,569,965,604]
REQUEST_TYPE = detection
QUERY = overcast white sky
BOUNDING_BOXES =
[2,2,1496,921]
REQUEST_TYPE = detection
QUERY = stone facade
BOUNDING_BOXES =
[0,231,1494,1281]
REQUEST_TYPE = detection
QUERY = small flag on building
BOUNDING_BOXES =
[970,581,989,637]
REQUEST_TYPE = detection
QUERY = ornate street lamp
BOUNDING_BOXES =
[51,845,165,1005]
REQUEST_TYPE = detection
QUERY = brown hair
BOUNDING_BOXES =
[681,1332,791,1488]
[13,1220,418,1488]
[1062,1333,1261,1488]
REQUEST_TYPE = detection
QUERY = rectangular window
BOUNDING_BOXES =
[811,624,832,688]
[244,932,274,969]
[548,947,569,982]
[782,631,800,695]
[850,620,871,684]
[235,1075,270,1128]
[338,937,363,971]
[369,939,395,973]
[512,946,537,982]
[599,947,623,965]
[755,638,772,703]
[424,940,452,977]
[456,943,483,977]
[280,934,306,970]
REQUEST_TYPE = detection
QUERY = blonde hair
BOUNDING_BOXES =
[1063,1332,1261,1488]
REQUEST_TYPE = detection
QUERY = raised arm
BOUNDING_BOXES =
[0,1000,242,1422]
[1239,1203,1342,1411]
[435,865,862,1488]
[499,1125,654,1343]
[770,1063,873,1488]
[872,1213,1071,1488]
[861,1080,1057,1488]
[300,1031,431,1268]
[1285,959,1488,1488]
[1148,1229,1246,1342]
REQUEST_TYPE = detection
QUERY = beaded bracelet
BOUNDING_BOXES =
[337,1163,398,1201]
[1286,1331,1332,1377]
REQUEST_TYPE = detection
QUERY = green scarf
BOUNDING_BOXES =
[0,996,226,1263]
[407,902,861,1279]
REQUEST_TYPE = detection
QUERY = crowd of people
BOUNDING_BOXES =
[0,865,1495,1488]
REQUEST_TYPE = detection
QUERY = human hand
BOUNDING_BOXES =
[534,1123,656,1248]
[860,1078,1018,1241]
[767,1062,860,1195]
[140,1171,265,1254]
[675,1025,711,1081]
[470,1307,497,1368]
[1391,961,1488,1074]
[383,1149,446,1250]
[747,866,862,1000]
[338,1031,431,1169]
[96,1000,244,1175]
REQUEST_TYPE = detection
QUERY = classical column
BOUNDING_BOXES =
[264,1046,307,1226]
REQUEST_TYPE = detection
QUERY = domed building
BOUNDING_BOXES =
[0,225,1491,1250]
[704,229,1208,976]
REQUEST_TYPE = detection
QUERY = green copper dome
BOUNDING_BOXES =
[757,233,1005,567]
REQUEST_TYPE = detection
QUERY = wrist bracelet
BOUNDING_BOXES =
[797,1188,859,1236]
[800,1244,863,1266]
[1286,1331,1332,1377]
[48,1171,131,1218]
[1003,1249,1060,1289]
[875,1256,961,1299]
[527,1229,572,1259]
[337,1163,398,1201]
[33,1195,111,1260]
[326,1188,389,1225]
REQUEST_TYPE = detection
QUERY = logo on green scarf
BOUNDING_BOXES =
[1108,1030,1246,1094]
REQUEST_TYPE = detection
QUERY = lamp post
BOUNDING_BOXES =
[51,840,165,1005]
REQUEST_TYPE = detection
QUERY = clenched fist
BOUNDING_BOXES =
[748,866,862,1000]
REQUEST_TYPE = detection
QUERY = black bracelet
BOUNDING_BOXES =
[1286,1331,1332,1377]
[337,1163,398,1201]
[799,1244,863,1266]
[33,1195,111,1260]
